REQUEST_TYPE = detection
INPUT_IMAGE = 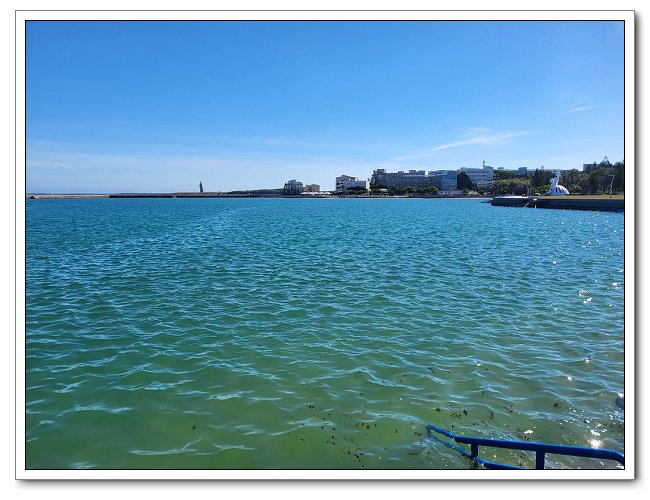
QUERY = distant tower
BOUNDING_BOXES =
[199,182,204,193]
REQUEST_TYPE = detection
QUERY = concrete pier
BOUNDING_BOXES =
[491,195,624,212]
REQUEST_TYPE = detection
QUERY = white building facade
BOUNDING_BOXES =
[336,175,369,192]
[458,161,494,188]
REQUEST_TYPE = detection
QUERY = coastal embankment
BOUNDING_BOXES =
[27,194,110,199]
[491,195,624,212]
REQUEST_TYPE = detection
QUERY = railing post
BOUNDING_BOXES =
[425,423,624,470]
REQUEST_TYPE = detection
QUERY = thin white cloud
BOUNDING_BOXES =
[430,131,528,152]
[567,105,597,114]
[390,129,528,161]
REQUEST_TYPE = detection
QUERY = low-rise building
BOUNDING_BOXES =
[304,184,320,193]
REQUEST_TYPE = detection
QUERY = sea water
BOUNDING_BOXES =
[25,198,625,470]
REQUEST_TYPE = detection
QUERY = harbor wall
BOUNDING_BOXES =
[491,196,624,212]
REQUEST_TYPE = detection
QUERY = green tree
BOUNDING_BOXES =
[613,161,625,192]
[587,168,608,194]
[491,178,530,195]
[345,186,368,195]
[530,169,543,189]
[561,169,581,192]
[493,170,525,181]
[414,186,439,195]
[457,172,473,190]
[530,169,554,192]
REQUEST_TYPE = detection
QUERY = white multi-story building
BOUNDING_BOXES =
[336,175,369,192]
[458,161,494,188]
[336,175,357,192]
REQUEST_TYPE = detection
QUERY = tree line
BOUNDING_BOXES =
[490,159,624,196]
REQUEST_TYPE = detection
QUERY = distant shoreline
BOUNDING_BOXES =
[25,193,623,200]
[26,192,489,199]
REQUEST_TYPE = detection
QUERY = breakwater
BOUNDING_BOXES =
[491,196,624,212]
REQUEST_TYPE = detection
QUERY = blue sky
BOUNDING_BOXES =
[25,20,625,193]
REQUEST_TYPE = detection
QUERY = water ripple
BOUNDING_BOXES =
[25,198,625,470]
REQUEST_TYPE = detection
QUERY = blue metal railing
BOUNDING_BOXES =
[426,424,625,470]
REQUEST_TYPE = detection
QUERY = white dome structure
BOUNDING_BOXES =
[546,171,569,196]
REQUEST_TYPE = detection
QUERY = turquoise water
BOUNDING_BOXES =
[25,198,625,470]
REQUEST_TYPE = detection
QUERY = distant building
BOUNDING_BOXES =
[518,167,530,176]
[304,184,320,193]
[429,170,458,190]
[336,175,358,192]
[199,182,204,193]
[283,179,304,195]
[336,175,369,193]
[370,169,441,189]
[458,161,494,189]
